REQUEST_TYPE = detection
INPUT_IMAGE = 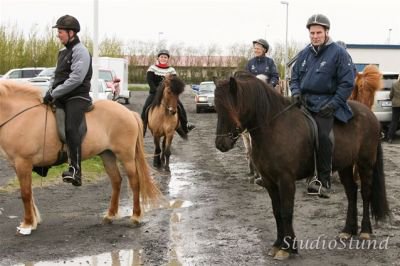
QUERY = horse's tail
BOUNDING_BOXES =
[132,111,165,210]
[371,141,390,221]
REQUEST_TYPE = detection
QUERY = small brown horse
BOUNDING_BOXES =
[350,64,382,109]
[147,75,185,172]
[0,80,163,235]
[214,72,390,260]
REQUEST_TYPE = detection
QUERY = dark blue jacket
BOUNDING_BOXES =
[290,39,355,123]
[246,56,279,87]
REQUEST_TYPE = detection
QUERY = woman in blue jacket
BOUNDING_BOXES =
[246,39,279,88]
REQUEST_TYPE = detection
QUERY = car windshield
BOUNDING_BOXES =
[99,70,113,81]
[382,74,399,90]
[199,83,216,93]
[38,68,55,77]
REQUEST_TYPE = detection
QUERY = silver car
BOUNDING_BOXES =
[372,72,399,134]
[195,81,216,113]
[28,67,55,96]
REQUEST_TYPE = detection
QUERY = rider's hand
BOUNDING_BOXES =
[43,91,53,105]
[291,94,301,107]
[319,104,335,118]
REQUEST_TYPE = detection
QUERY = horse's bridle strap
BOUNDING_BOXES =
[0,103,43,128]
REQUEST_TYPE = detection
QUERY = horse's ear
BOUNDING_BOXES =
[229,77,238,95]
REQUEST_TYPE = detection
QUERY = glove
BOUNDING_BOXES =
[43,91,53,104]
[291,94,301,107]
[319,104,335,118]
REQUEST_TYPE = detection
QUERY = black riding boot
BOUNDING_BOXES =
[141,94,155,136]
[62,163,82,187]
[177,100,195,135]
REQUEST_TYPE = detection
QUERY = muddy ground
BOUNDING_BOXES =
[0,89,400,265]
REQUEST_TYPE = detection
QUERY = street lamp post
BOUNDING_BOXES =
[388,28,392,44]
[280,1,289,95]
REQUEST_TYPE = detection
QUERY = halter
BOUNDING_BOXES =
[0,103,43,128]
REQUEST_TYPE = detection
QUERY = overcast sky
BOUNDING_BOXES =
[1,0,399,53]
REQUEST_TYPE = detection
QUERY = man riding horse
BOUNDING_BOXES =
[290,14,356,198]
[43,15,93,186]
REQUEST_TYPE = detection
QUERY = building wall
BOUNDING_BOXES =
[347,44,400,72]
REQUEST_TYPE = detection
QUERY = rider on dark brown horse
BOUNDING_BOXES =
[141,49,195,139]
[290,14,356,198]
[43,15,92,187]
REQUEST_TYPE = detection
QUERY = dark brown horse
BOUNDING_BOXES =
[147,75,185,172]
[214,71,390,260]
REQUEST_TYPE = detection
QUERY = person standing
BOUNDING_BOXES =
[246,39,280,89]
[290,14,355,198]
[43,15,93,187]
[141,49,195,138]
[387,76,400,143]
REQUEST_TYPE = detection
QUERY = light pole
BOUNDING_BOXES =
[280,1,289,95]
[388,28,392,44]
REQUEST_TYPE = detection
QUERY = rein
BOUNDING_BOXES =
[0,103,43,128]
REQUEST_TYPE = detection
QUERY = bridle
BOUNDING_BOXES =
[216,101,298,141]
[0,103,43,128]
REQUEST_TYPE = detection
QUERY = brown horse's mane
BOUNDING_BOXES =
[152,75,185,106]
[0,80,42,101]
[349,65,382,109]
[215,71,289,127]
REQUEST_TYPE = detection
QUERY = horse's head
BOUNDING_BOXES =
[214,77,244,152]
[160,75,185,115]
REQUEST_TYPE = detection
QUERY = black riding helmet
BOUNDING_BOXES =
[306,14,330,30]
[52,15,81,32]
[157,49,170,58]
[252,39,269,52]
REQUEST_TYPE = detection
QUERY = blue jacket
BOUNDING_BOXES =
[246,56,279,87]
[290,39,355,123]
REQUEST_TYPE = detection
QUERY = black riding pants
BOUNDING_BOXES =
[312,113,334,186]
[64,98,91,170]
[388,106,400,140]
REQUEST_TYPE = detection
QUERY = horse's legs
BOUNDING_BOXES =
[161,137,167,167]
[100,151,122,223]
[153,136,162,168]
[338,166,358,238]
[163,136,173,172]
[14,159,38,234]
[264,176,297,260]
[359,166,373,238]
[124,160,141,223]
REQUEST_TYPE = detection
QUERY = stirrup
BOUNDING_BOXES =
[307,177,323,195]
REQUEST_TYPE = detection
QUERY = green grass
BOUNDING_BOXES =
[0,157,106,192]
[128,84,149,91]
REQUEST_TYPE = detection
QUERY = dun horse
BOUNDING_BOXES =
[214,72,390,260]
[147,75,185,172]
[0,80,162,235]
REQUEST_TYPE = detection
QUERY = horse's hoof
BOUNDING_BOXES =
[131,215,141,225]
[273,249,290,260]
[102,216,113,225]
[338,232,352,240]
[267,246,280,257]
[16,226,32,236]
[359,232,371,240]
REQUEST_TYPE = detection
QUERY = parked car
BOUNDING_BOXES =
[1,67,45,82]
[90,79,113,101]
[195,81,216,113]
[28,67,56,96]
[99,68,121,100]
[372,72,400,135]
